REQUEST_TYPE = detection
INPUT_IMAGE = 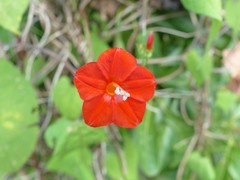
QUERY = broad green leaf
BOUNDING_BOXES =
[47,148,94,180]
[45,118,105,179]
[186,50,204,85]
[135,103,174,177]
[136,109,160,177]
[0,26,14,43]
[186,50,213,86]
[206,20,222,51]
[187,152,216,180]
[181,0,222,21]
[225,0,240,34]
[0,60,39,174]
[53,76,83,120]
[44,119,71,149]
[229,150,240,180]
[106,152,122,179]
[0,0,30,34]
[216,139,234,180]
[106,134,139,180]
[124,136,139,180]
[216,89,238,113]
[45,118,106,155]
[158,126,174,172]
[91,32,109,60]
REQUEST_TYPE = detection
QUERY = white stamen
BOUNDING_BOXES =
[115,87,130,101]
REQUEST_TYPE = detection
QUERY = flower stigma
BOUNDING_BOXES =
[106,82,130,101]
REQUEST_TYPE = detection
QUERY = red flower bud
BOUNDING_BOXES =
[146,32,154,51]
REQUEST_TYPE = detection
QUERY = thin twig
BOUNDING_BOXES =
[180,97,194,126]
[93,145,104,180]
[122,10,141,26]
[80,0,92,9]
[176,135,198,180]
[25,3,51,80]
[39,51,69,136]
[103,23,138,37]
[107,2,140,29]
[80,8,93,61]
[150,27,195,38]
[202,81,211,130]
[140,0,149,35]
[156,64,183,83]
[146,11,186,25]
[21,0,36,44]
[154,89,198,99]
[127,28,139,52]
[107,125,127,179]
[205,131,229,141]
[139,55,184,65]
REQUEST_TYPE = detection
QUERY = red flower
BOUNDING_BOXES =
[74,48,156,128]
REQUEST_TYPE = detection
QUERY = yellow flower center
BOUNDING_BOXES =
[106,82,130,101]
[106,82,118,96]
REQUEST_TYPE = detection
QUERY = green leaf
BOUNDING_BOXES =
[106,152,122,179]
[186,50,204,85]
[187,152,216,180]
[44,118,71,149]
[225,0,240,34]
[135,109,160,177]
[47,148,94,180]
[186,50,213,86]
[0,26,15,43]
[181,0,222,21]
[134,104,173,177]
[206,20,222,51]
[44,118,106,155]
[158,127,174,172]
[106,134,139,180]
[53,76,83,120]
[0,0,30,34]
[124,136,139,180]
[0,60,39,174]
[91,32,109,60]
[202,53,213,81]
[45,118,105,179]
[229,150,240,180]
[215,89,238,113]
[216,139,234,180]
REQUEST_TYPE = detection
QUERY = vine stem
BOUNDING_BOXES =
[176,135,198,180]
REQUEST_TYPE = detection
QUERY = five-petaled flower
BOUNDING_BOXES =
[74,48,156,128]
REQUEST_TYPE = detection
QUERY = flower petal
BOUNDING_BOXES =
[97,48,137,82]
[74,62,106,100]
[113,98,146,128]
[110,48,137,82]
[97,48,117,81]
[121,66,156,102]
[82,94,113,127]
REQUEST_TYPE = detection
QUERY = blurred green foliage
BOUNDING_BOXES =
[0,60,39,176]
[53,76,83,120]
[1,0,240,179]
[0,0,30,34]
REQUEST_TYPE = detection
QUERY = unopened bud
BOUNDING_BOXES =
[146,32,154,51]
